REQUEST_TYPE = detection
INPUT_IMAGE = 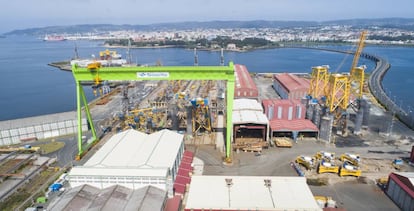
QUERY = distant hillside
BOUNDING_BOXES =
[4,18,414,36]
[323,18,414,30]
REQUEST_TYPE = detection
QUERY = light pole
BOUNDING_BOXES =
[388,110,395,141]
[393,95,396,106]
[409,106,413,129]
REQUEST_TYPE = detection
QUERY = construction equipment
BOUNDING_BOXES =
[392,158,403,170]
[295,156,315,170]
[376,177,388,189]
[87,61,101,70]
[99,49,121,60]
[317,159,339,174]
[314,151,335,161]
[71,62,236,162]
[314,196,337,208]
[339,161,361,177]
[340,153,360,166]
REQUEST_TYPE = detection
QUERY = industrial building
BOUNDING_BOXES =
[262,99,318,140]
[47,184,169,211]
[232,99,269,147]
[67,129,187,197]
[0,111,87,146]
[234,64,259,99]
[272,73,310,100]
[184,175,322,211]
[385,172,414,211]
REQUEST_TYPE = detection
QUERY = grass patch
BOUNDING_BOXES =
[37,141,65,154]
[0,191,30,211]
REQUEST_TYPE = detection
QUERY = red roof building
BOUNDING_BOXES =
[262,99,306,121]
[234,64,259,99]
[174,150,194,195]
[269,119,318,132]
[273,73,310,100]
[164,195,182,211]
[262,99,318,140]
[385,172,414,211]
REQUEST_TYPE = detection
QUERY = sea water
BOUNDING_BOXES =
[0,35,412,120]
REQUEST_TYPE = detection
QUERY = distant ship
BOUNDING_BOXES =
[70,49,128,68]
[43,34,66,41]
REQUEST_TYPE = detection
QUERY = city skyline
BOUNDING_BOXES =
[1,0,414,33]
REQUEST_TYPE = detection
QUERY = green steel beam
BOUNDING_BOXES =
[72,62,235,161]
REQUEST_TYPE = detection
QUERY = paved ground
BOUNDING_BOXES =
[187,137,409,210]
[185,74,413,211]
[47,75,413,210]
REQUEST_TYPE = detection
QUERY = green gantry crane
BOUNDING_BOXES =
[71,62,235,162]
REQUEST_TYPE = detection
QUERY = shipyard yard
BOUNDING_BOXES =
[1,72,413,210]
[1,46,414,210]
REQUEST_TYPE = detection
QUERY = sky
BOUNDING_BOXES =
[2,0,414,33]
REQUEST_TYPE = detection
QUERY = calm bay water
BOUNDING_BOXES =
[0,35,413,121]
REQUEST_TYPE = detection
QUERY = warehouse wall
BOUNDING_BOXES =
[0,118,88,146]
[386,175,414,211]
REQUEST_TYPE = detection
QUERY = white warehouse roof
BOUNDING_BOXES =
[233,99,263,112]
[232,110,268,125]
[69,167,169,178]
[185,176,321,211]
[232,99,268,125]
[84,129,183,168]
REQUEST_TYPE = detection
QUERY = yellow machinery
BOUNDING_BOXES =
[295,156,315,170]
[340,153,360,166]
[314,151,335,161]
[119,107,163,132]
[87,61,101,70]
[314,196,336,208]
[349,31,367,100]
[376,177,388,189]
[130,108,154,115]
[339,161,362,177]
[99,49,119,60]
[317,158,339,174]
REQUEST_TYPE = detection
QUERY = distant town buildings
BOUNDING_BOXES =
[62,24,414,46]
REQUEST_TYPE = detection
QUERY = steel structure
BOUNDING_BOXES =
[326,74,350,114]
[308,65,329,100]
[349,31,367,100]
[71,63,235,161]
[308,31,367,134]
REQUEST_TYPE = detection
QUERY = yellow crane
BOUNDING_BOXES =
[349,31,367,100]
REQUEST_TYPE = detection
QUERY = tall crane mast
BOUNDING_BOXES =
[350,31,367,73]
[349,31,368,100]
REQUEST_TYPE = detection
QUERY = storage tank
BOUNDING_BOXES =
[360,99,370,128]
[306,104,315,120]
[312,105,322,128]
[354,108,363,134]
[319,115,333,142]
